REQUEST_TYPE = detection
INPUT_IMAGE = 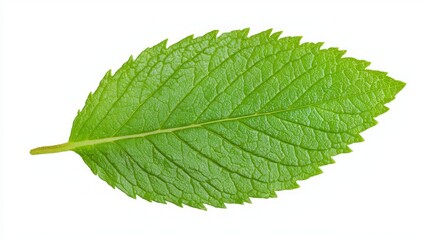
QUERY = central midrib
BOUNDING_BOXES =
[29,108,291,155]
[29,83,402,155]
[70,108,288,150]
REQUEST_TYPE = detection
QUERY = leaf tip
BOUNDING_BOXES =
[394,79,406,93]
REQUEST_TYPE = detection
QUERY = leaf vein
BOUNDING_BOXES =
[171,132,269,184]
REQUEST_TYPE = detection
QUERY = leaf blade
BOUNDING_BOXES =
[32,29,405,209]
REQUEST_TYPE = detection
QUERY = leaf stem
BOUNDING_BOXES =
[30,142,75,155]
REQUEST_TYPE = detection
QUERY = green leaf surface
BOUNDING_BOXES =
[31,29,405,209]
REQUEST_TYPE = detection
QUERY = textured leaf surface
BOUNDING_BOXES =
[31,29,405,209]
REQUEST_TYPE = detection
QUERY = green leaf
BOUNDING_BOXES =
[30,29,405,209]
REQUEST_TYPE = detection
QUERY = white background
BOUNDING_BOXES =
[1,0,428,239]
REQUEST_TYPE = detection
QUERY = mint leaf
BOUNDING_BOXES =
[30,29,405,209]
